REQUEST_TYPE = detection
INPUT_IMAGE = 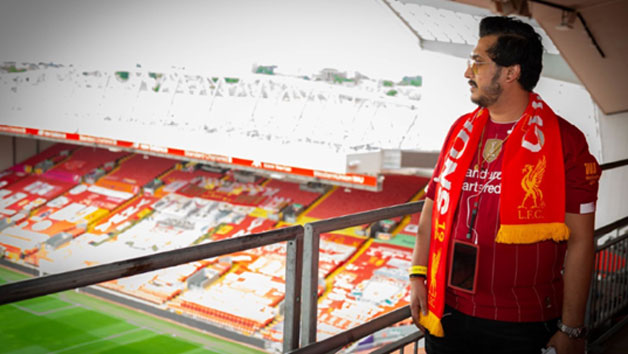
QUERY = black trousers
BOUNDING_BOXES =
[425,306,558,354]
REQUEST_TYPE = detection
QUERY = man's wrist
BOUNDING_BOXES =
[408,265,427,280]
[557,319,587,339]
[409,274,426,281]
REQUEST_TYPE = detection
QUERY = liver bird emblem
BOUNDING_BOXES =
[429,249,441,298]
[519,156,546,209]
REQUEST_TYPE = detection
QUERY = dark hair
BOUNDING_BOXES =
[479,16,543,91]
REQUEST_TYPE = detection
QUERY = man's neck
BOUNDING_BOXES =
[487,90,530,123]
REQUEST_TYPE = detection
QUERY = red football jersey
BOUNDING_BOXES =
[426,116,600,322]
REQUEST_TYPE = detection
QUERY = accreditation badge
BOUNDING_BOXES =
[448,240,479,294]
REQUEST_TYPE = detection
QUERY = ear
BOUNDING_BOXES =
[505,64,521,83]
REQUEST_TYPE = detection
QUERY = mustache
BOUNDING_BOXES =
[468,80,478,88]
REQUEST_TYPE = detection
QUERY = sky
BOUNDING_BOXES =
[0,0,425,79]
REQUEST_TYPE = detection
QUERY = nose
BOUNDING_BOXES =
[464,64,474,79]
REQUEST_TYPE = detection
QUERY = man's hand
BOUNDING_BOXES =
[410,198,433,333]
[410,277,428,332]
[546,330,585,354]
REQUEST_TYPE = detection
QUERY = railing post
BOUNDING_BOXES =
[283,230,304,353]
[300,223,320,347]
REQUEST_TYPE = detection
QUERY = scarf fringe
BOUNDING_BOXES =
[419,310,445,337]
[496,222,570,244]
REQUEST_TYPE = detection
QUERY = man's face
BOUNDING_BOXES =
[465,35,503,107]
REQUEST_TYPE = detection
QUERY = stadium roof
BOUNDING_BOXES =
[388,0,577,84]
[425,0,628,114]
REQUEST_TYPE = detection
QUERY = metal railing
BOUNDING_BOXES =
[316,158,628,353]
[589,232,628,329]
[293,159,628,352]
[289,306,415,354]
[599,158,628,171]
[370,329,423,354]
[585,158,628,351]
[0,201,424,353]
[586,229,628,350]
[0,225,305,353]
[295,217,628,354]
[299,201,423,347]
[3,194,625,354]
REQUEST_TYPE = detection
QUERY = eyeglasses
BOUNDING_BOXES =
[467,58,490,75]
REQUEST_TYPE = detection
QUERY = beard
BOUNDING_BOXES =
[471,67,503,107]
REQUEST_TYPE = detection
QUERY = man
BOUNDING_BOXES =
[409,16,600,354]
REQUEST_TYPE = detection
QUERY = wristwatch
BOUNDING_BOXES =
[557,319,587,339]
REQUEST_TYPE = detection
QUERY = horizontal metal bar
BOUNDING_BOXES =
[0,225,303,305]
[589,314,628,349]
[370,330,424,354]
[309,201,423,234]
[594,216,628,238]
[288,306,411,354]
[600,158,628,171]
[596,232,628,251]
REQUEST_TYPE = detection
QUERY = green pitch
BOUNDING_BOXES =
[0,266,266,354]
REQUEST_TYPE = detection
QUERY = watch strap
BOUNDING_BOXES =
[557,319,587,339]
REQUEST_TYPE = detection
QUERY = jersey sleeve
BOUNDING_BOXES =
[559,118,601,214]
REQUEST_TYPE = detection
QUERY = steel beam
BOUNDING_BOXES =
[308,201,422,234]
[284,232,304,352]
[288,306,411,354]
[300,223,320,346]
[0,225,303,305]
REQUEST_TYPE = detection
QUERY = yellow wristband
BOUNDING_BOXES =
[408,265,427,276]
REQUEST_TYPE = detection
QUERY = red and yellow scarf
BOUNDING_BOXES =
[420,93,569,336]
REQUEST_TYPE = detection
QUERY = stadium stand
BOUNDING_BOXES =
[317,240,414,340]
[305,174,428,219]
[0,143,78,193]
[0,145,430,351]
[95,154,177,194]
